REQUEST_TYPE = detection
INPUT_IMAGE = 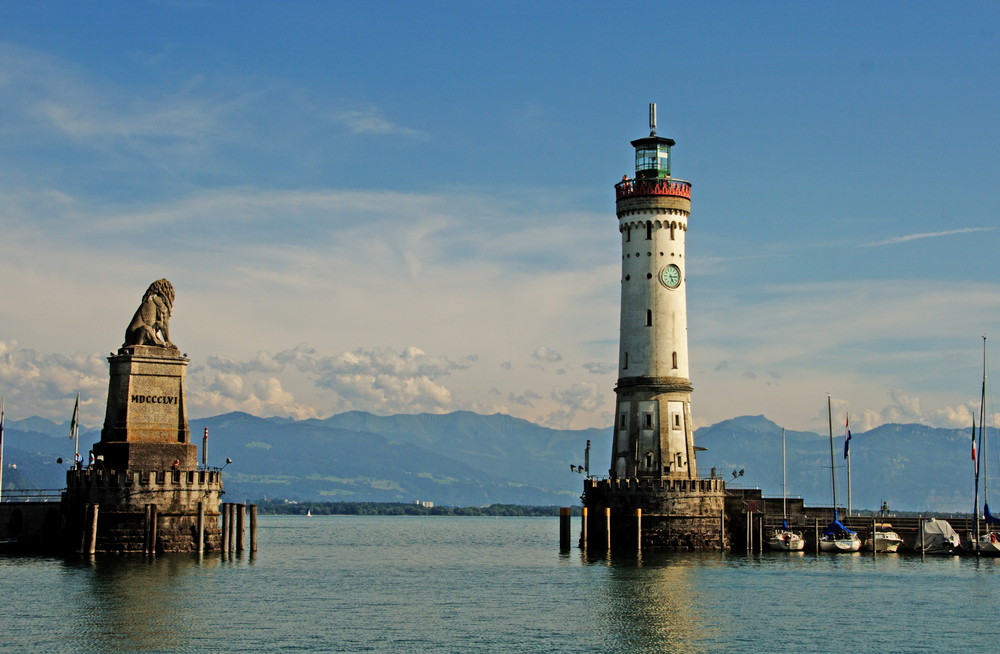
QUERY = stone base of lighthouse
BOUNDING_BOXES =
[61,469,223,553]
[582,477,727,551]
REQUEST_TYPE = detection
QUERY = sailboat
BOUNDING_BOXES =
[819,395,861,552]
[973,336,1000,555]
[768,427,805,551]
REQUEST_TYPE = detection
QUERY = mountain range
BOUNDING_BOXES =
[1,412,981,512]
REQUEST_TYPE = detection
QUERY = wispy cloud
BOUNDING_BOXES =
[860,227,994,247]
[328,107,428,138]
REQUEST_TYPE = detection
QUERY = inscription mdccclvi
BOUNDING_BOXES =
[130,394,179,405]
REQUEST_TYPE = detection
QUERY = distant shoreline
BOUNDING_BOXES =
[254,501,580,517]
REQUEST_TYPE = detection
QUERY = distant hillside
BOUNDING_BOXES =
[2,412,982,511]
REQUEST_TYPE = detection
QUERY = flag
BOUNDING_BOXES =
[69,393,80,440]
[843,414,852,459]
[972,418,978,462]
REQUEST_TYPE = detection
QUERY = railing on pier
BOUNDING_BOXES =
[0,489,63,502]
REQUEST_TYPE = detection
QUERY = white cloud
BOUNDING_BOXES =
[860,227,994,247]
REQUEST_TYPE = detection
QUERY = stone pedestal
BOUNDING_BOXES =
[582,477,727,551]
[94,345,196,470]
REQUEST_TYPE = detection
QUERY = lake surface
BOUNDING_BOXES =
[2,515,998,653]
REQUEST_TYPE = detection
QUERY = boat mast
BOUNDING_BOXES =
[781,427,787,522]
[981,336,989,525]
[828,394,837,513]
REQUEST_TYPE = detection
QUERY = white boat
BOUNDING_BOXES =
[972,336,1000,555]
[865,523,903,553]
[769,528,805,551]
[819,396,861,552]
[768,428,805,551]
[916,518,960,555]
[819,511,862,552]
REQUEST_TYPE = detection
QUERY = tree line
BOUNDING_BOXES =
[254,500,580,517]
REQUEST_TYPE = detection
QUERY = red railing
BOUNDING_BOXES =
[615,178,691,200]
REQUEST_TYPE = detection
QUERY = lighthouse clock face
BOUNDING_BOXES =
[660,264,681,289]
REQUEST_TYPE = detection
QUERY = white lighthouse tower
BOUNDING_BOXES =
[582,106,724,551]
[612,103,697,482]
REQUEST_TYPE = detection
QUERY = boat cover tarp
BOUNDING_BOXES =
[985,503,1000,527]
[822,510,856,537]
[919,518,960,551]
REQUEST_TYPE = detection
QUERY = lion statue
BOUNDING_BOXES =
[123,279,176,348]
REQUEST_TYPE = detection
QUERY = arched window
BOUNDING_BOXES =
[623,352,629,370]
[672,351,678,369]
[645,221,653,240]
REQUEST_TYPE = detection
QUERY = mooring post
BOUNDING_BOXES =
[720,507,726,550]
[149,504,158,555]
[758,513,764,553]
[236,503,246,553]
[249,504,258,553]
[871,517,877,558]
[918,517,925,558]
[814,518,819,554]
[580,506,588,550]
[635,508,642,552]
[604,507,612,550]
[746,512,751,554]
[87,504,99,555]
[559,507,571,550]
[197,501,205,555]
[221,502,230,554]
[228,503,237,553]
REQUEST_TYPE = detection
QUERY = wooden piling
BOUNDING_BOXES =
[604,507,612,550]
[236,503,246,553]
[249,504,258,553]
[559,507,571,550]
[814,518,819,554]
[228,503,237,553]
[87,504,99,555]
[148,504,158,555]
[197,502,205,555]
[580,506,588,550]
[221,502,230,553]
[635,508,642,552]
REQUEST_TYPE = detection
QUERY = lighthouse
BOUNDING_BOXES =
[612,103,696,482]
[582,106,725,551]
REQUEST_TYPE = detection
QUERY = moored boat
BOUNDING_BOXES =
[819,511,862,552]
[865,523,903,553]
[769,525,806,551]
[768,427,805,551]
[916,518,960,555]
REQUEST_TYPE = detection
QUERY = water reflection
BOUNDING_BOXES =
[65,555,224,653]
[588,551,723,653]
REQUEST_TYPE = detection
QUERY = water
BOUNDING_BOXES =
[2,516,998,653]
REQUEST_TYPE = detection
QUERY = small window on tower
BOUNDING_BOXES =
[626,227,631,242]
[623,352,628,370]
[672,351,678,369]
[645,221,653,240]
[646,310,652,326]
[674,413,681,428]
[644,413,653,429]
[619,413,627,428]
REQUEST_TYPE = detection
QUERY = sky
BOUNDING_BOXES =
[2,1,1000,435]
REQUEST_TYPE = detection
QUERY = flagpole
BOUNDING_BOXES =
[70,393,80,468]
[846,414,852,518]
[0,397,5,503]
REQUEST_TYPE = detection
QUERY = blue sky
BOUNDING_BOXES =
[1,1,999,434]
